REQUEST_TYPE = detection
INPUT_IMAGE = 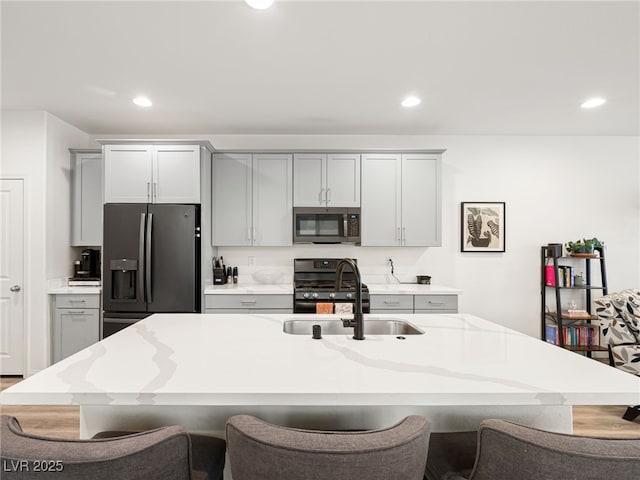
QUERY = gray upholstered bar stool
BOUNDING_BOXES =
[226,414,430,480]
[1,415,226,480]
[425,419,640,480]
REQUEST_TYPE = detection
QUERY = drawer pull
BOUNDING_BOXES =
[241,300,257,305]
[68,311,86,315]
[384,301,401,305]
[428,301,445,305]
[68,300,86,303]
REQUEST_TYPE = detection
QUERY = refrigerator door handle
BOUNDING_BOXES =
[139,213,146,303]
[146,213,153,303]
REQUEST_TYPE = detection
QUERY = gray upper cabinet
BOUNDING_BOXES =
[361,153,441,246]
[212,153,252,246]
[293,153,360,207]
[103,143,203,203]
[212,153,293,246]
[401,154,441,246]
[70,149,103,246]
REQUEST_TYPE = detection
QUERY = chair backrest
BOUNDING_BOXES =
[469,419,640,480]
[226,414,430,480]
[0,415,193,480]
[595,289,640,346]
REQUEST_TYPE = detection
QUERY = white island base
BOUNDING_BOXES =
[80,403,572,439]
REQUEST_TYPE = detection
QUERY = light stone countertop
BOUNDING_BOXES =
[47,277,101,295]
[204,283,461,295]
[3,312,638,408]
[366,284,461,295]
[48,286,102,295]
[204,284,293,295]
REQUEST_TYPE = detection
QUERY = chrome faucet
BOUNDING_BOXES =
[335,258,365,340]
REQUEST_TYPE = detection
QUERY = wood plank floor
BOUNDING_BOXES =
[1,376,639,438]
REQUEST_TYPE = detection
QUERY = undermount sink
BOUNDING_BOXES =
[283,318,424,336]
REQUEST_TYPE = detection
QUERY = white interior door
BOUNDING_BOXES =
[0,179,25,374]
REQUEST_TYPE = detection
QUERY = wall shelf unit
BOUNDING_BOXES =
[540,245,608,356]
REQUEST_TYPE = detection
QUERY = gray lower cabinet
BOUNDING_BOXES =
[370,295,414,314]
[370,294,458,314]
[205,294,293,314]
[51,294,100,363]
[414,294,458,313]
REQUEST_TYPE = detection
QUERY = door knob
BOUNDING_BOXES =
[10,285,21,292]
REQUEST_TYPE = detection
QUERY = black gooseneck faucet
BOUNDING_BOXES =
[335,258,365,340]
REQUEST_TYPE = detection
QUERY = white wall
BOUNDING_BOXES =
[45,113,91,279]
[1,110,90,375]
[171,134,638,338]
[3,121,634,372]
[92,132,640,337]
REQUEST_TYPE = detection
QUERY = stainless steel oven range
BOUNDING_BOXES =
[293,258,370,314]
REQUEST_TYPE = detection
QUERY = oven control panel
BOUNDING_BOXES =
[313,259,338,269]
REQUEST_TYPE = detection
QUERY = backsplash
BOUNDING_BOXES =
[214,245,440,285]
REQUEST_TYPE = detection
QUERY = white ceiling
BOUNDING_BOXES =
[2,0,639,136]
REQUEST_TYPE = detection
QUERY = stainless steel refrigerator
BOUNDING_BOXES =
[102,204,201,337]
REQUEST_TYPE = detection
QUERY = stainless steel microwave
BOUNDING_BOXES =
[293,207,361,244]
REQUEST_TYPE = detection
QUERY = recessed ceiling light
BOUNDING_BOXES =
[581,97,606,109]
[133,96,152,107]
[401,96,421,108]
[246,0,274,9]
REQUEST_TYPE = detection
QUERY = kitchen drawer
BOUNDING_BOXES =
[205,308,250,314]
[414,295,458,312]
[370,295,413,311]
[205,308,293,314]
[370,309,414,315]
[205,294,293,310]
[55,294,100,309]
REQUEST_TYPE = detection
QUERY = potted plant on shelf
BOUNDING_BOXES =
[565,237,604,256]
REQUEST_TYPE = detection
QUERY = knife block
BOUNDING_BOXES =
[213,267,227,285]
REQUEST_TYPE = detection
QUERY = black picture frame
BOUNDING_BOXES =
[461,202,506,252]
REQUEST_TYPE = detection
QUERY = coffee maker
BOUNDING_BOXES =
[73,249,101,280]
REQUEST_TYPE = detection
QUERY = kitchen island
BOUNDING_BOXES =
[3,313,639,443]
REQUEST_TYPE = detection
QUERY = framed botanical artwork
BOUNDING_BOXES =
[461,202,505,252]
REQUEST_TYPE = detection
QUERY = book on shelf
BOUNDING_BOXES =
[546,265,576,288]
[557,265,574,287]
[545,324,600,347]
[564,309,591,319]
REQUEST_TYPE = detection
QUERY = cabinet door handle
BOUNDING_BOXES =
[402,227,406,245]
[153,182,157,201]
[252,227,257,243]
[326,188,331,204]
[319,188,325,205]
[396,227,401,241]
[147,182,151,202]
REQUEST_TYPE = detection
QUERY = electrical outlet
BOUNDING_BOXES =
[248,256,256,266]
